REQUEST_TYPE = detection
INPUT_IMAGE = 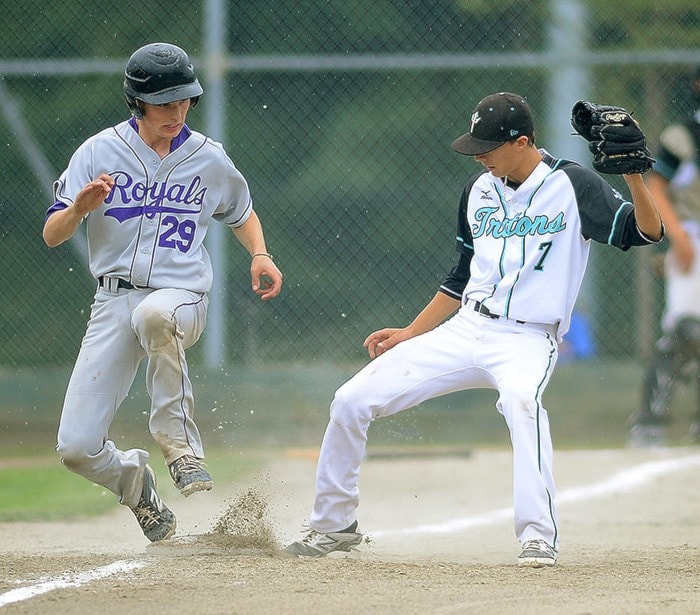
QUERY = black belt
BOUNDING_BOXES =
[98,276,134,290]
[472,300,525,324]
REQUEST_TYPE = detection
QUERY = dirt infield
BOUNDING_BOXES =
[1,447,699,614]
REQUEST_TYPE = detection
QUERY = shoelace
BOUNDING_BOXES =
[297,525,324,545]
[171,455,204,476]
[296,525,316,543]
[133,500,163,528]
[522,540,553,554]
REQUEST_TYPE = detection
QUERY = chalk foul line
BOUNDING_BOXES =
[371,453,700,538]
[0,559,146,607]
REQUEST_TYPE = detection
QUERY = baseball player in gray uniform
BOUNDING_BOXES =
[43,42,283,542]
[285,92,662,566]
[629,65,700,447]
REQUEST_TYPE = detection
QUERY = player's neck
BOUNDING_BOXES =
[508,148,543,184]
[141,134,173,159]
[134,119,174,159]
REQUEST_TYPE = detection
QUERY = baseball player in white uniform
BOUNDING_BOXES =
[629,65,700,446]
[43,43,283,542]
[285,92,662,566]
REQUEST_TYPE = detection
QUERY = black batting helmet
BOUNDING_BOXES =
[124,42,203,119]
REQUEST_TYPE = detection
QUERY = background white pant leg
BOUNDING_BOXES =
[663,228,700,331]
[309,312,495,532]
[131,289,208,463]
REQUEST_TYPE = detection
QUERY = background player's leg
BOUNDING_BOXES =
[692,370,700,442]
[56,289,147,508]
[629,317,700,447]
[639,244,700,446]
[130,289,208,464]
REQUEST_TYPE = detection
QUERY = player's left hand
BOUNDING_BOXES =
[570,100,655,175]
[250,255,283,300]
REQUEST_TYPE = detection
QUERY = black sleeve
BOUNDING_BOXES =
[439,185,475,300]
[563,164,653,251]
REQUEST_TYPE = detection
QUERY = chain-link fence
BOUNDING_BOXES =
[1,0,699,372]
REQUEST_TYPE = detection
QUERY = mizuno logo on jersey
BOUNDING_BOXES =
[472,206,566,238]
[103,171,206,222]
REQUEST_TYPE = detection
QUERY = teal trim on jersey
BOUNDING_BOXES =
[500,157,565,317]
[608,201,633,245]
[456,235,474,250]
[492,182,509,282]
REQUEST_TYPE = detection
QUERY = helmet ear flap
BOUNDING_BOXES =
[125,93,144,119]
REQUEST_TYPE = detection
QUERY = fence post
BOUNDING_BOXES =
[202,0,228,368]
[547,0,596,340]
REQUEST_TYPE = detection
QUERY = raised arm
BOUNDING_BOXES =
[623,173,663,242]
[43,174,114,247]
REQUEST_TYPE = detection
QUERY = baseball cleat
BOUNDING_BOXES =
[284,521,362,557]
[517,539,557,568]
[131,464,176,542]
[168,454,213,496]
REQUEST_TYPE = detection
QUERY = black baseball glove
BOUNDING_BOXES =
[570,100,655,174]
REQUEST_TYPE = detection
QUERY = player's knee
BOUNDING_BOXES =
[329,383,372,428]
[131,303,178,351]
[131,302,171,335]
[498,391,540,421]
[56,438,94,469]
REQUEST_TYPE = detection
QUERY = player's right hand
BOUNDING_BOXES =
[73,174,115,216]
[364,327,413,359]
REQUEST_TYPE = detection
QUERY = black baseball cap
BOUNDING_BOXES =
[451,92,534,156]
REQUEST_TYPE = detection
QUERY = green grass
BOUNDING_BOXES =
[0,465,117,521]
[0,450,265,522]
[1,358,699,521]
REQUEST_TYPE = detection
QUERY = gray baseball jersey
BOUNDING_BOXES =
[50,117,255,511]
[50,118,252,292]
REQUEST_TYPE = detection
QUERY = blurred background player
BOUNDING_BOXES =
[43,43,283,541]
[629,66,700,447]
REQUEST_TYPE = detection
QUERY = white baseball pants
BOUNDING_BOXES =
[662,221,700,332]
[309,306,560,549]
